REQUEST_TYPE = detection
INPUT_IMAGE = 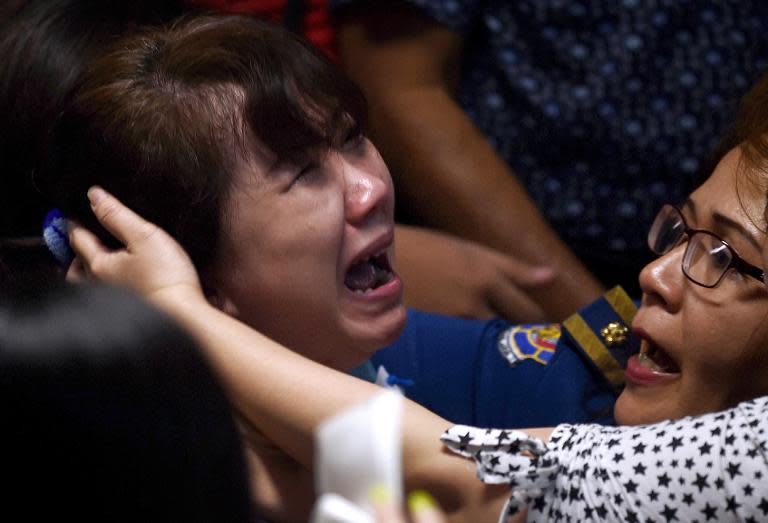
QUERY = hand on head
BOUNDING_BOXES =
[68,186,204,308]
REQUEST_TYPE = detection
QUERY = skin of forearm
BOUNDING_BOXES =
[73,188,545,521]
[365,85,603,319]
[161,295,511,520]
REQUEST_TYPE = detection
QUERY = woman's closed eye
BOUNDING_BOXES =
[288,161,320,189]
[341,125,366,153]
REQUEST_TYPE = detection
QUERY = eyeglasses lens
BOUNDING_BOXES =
[648,204,747,287]
[648,205,685,255]
[683,234,732,287]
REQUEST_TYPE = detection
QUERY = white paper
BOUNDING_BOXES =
[310,493,375,523]
[313,391,403,516]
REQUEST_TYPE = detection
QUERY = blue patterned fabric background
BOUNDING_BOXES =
[333,0,768,279]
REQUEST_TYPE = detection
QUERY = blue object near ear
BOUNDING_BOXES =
[42,208,74,267]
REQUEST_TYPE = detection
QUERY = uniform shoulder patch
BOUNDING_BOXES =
[498,323,561,367]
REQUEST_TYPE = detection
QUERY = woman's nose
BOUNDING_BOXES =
[638,244,685,312]
[344,163,390,225]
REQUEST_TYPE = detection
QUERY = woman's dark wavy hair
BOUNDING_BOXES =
[40,14,367,278]
[0,283,254,520]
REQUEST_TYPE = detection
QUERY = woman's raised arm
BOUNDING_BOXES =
[69,186,519,522]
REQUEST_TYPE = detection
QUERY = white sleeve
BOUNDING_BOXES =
[442,396,768,522]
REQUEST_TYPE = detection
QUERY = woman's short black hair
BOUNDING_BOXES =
[41,14,367,276]
[0,283,254,521]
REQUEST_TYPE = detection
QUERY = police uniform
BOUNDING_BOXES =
[371,286,638,427]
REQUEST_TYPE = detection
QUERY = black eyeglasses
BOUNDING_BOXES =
[647,204,765,288]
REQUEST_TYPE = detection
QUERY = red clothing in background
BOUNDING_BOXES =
[188,0,336,59]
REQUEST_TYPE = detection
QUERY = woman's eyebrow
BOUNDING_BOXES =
[681,198,697,218]
[682,198,761,251]
[712,211,763,252]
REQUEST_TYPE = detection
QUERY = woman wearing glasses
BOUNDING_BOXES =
[68,102,768,521]
[440,146,768,516]
[613,142,768,428]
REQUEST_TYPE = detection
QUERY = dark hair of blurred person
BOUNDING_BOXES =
[0,283,255,521]
[0,237,63,299]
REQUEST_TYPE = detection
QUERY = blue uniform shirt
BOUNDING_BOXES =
[372,286,638,428]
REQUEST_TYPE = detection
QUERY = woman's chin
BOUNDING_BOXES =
[614,388,672,426]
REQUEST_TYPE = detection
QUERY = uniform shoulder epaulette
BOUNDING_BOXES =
[561,286,639,389]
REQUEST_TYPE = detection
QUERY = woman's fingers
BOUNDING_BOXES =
[86,186,160,248]
[65,186,202,306]
[67,219,108,267]
[65,257,88,282]
[369,484,404,523]
[497,253,555,290]
[369,487,446,523]
[407,491,445,523]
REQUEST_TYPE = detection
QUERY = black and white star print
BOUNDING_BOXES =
[442,396,768,522]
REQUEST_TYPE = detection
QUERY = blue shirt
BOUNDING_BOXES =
[372,286,638,428]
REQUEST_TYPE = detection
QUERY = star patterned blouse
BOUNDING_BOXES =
[442,396,768,522]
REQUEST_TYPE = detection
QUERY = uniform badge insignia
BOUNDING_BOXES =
[498,324,561,367]
[600,321,629,346]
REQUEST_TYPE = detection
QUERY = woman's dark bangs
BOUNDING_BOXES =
[244,29,366,166]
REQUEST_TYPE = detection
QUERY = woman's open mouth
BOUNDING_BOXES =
[344,249,395,293]
[636,339,681,373]
[625,338,681,387]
